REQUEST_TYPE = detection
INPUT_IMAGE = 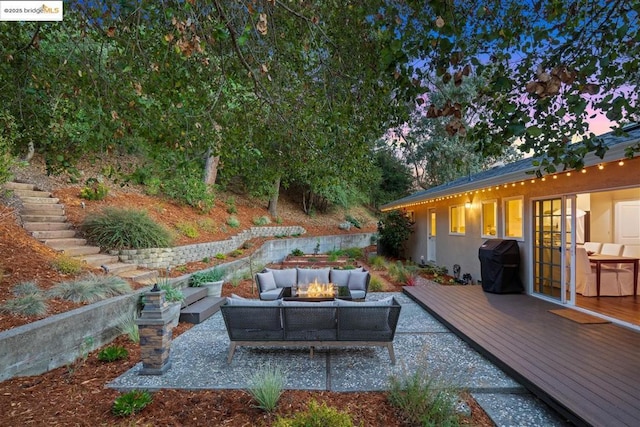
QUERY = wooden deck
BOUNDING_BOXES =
[404,284,640,427]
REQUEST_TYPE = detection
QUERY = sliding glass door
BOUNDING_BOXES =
[532,197,576,303]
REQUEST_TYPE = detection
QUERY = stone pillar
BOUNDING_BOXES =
[135,286,174,375]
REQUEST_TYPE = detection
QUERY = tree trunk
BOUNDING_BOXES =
[203,147,220,186]
[267,176,280,218]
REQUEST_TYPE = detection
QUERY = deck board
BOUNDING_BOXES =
[404,284,640,427]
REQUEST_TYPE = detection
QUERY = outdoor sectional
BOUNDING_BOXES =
[220,296,401,364]
[255,267,370,300]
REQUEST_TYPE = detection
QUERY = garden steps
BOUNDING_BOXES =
[2,180,161,286]
[179,287,223,324]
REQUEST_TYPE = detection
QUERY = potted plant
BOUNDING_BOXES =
[158,280,184,328]
[189,267,225,297]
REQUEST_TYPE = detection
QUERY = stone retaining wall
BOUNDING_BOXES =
[111,226,307,269]
[0,232,375,381]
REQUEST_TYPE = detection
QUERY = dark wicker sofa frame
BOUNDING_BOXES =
[220,297,401,364]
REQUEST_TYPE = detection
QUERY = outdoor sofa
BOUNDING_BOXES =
[255,267,370,300]
[220,295,401,364]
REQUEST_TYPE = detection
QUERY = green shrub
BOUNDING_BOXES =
[248,364,285,412]
[230,249,243,257]
[1,294,48,316]
[368,276,384,292]
[290,248,304,256]
[226,216,240,228]
[162,176,215,213]
[215,253,226,260]
[377,210,414,258]
[175,222,199,238]
[98,345,129,362]
[387,261,418,285]
[225,196,237,214]
[51,255,84,275]
[388,369,461,427]
[343,247,364,259]
[190,268,224,287]
[273,400,354,427]
[112,390,153,417]
[252,215,271,226]
[81,207,173,250]
[79,179,109,201]
[49,274,132,303]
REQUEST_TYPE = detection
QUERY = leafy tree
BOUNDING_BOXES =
[373,0,640,174]
[370,146,414,208]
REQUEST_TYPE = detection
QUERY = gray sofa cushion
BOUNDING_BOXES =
[226,296,281,306]
[297,267,330,285]
[347,271,368,291]
[256,271,277,291]
[259,289,282,301]
[266,268,297,288]
[330,269,351,286]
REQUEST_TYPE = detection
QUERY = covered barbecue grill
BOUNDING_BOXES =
[478,239,523,294]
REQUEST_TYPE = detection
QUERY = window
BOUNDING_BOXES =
[449,205,465,235]
[481,200,498,237]
[504,197,524,239]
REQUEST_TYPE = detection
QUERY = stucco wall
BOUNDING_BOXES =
[403,157,640,289]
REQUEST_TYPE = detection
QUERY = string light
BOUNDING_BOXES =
[380,157,630,211]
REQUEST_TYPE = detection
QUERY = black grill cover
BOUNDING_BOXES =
[478,239,523,294]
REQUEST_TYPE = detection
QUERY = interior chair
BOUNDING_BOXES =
[575,247,624,296]
[582,242,602,254]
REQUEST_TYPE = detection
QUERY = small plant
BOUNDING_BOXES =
[368,276,384,292]
[225,196,237,214]
[48,274,132,303]
[158,281,184,303]
[0,293,48,316]
[112,390,153,417]
[290,248,304,256]
[252,215,271,226]
[12,281,41,296]
[201,256,211,263]
[175,265,188,273]
[230,249,243,257]
[51,255,84,275]
[175,221,199,238]
[215,253,226,260]
[80,181,109,201]
[369,255,388,271]
[116,310,139,343]
[388,369,461,427]
[247,364,285,412]
[313,240,320,255]
[273,400,354,427]
[387,261,418,285]
[98,345,129,362]
[226,216,240,228]
[241,241,253,250]
[190,268,224,287]
[345,214,362,229]
[196,217,216,232]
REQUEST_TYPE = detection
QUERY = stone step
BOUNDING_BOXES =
[20,196,60,204]
[11,189,52,198]
[21,214,67,223]
[54,245,101,256]
[42,237,87,247]
[117,269,159,284]
[79,253,120,267]
[100,262,138,274]
[22,206,65,216]
[23,222,72,231]
[181,287,209,308]
[31,229,77,240]
[179,296,225,324]
[3,182,35,191]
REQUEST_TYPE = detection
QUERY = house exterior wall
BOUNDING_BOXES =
[403,156,640,289]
